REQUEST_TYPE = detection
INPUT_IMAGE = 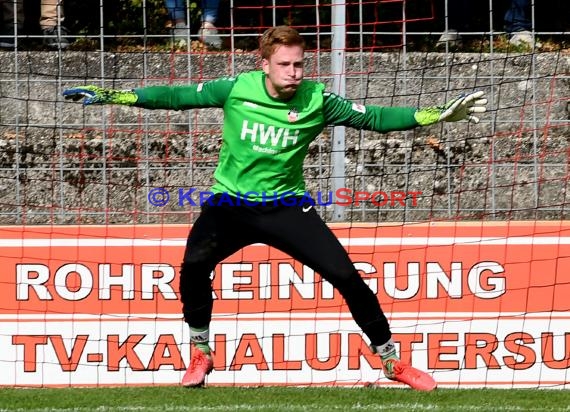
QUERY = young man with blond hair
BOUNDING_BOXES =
[64,25,487,391]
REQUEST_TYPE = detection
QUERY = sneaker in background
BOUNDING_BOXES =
[43,25,70,49]
[0,37,15,48]
[172,22,189,47]
[436,29,462,48]
[509,30,541,48]
[0,29,16,48]
[199,21,222,49]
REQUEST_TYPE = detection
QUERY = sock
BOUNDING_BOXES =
[373,339,399,362]
[190,326,210,354]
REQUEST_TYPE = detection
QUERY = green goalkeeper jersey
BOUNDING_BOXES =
[134,71,418,199]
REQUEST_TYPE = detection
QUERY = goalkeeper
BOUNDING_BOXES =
[63,25,486,391]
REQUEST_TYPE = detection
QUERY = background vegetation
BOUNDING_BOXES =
[16,0,569,51]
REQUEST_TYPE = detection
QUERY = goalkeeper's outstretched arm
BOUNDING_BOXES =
[63,78,236,110]
[322,90,488,132]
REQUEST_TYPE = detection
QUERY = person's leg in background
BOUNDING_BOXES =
[40,0,69,49]
[437,0,472,47]
[165,0,189,46]
[504,0,531,33]
[0,0,24,48]
[505,0,540,47]
[199,0,221,48]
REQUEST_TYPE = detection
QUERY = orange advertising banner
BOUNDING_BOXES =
[1,222,569,388]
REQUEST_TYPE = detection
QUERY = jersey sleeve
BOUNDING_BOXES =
[132,77,235,110]
[322,92,419,133]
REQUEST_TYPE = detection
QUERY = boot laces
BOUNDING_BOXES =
[190,349,209,370]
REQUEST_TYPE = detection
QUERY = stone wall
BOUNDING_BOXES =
[0,51,569,224]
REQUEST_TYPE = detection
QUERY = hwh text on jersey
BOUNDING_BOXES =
[240,120,300,148]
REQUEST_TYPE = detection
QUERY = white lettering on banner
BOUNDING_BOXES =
[467,261,506,298]
[4,223,570,388]
[15,261,505,301]
[240,120,299,147]
[354,262,379,294]
[16,263,178,301]
[278,264,315,299]
[383,261,505,299]
[16,264,50,300]
[141,264,177,300]
[221,263,254,299]
[99,264,135,300]
[259,263,271,299]
[55,264,93,300]
[212,261,505,301]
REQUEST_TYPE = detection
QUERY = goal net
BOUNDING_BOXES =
[0,0,569,388]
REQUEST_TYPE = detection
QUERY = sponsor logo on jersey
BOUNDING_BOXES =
[287,107,299,122]
[240,120,299,149]
[352,103,366,113]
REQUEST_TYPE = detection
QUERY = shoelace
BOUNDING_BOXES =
[383,359,408,378]
[392,361,407,374]
[190,351,208,370]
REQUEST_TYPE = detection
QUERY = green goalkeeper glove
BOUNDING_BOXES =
[62,85,138,106]
[414,91,487,126]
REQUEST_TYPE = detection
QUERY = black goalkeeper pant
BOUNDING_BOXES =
[179,195,392,346]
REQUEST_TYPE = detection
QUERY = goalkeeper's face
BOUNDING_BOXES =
[262,44,304,100]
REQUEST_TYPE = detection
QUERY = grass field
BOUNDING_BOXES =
[1,387,569,412]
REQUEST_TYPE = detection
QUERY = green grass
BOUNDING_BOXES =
[1,387,569,412]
